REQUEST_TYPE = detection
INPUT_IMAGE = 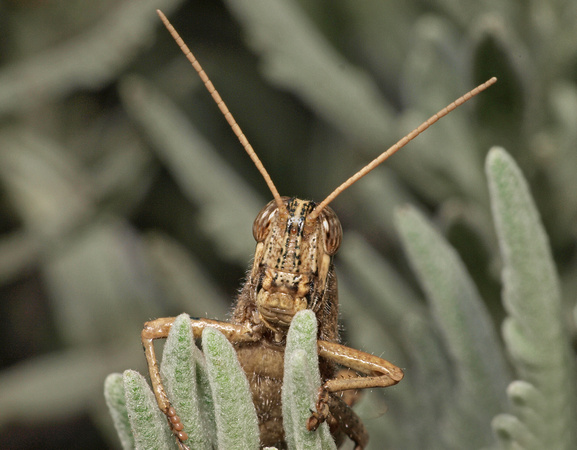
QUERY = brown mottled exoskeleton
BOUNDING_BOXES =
[143,10,497,450]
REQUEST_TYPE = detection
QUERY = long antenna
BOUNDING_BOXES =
[307,76,497,221]
[156,10,287,214]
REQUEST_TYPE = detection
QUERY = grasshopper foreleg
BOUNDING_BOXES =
[141,316,260,445]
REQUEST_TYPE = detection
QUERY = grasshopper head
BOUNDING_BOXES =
[250,197,342,334]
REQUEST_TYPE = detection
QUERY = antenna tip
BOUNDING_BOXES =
[486,77,498,87]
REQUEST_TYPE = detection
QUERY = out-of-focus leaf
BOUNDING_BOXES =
[396,205,510,448]
[0,0,185,116]
[0,129,94,238]
[43,219,159,346]
[119,75,261,263]
[143,232,229,320]
[223,0,394,147]
[486,147,577,449]
[0,345,142,426]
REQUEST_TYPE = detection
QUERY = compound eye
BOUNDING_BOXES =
[252,197,289,242]
[320,206,342,255]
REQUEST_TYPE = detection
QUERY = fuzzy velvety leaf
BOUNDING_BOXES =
[104,373,134,450]
[123,370,176,450]
[160,313,212,450]
[202,327,260,449]
[283,310,336,450]
[486,147,577,449]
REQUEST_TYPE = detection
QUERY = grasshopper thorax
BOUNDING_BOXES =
[250,197,342,335]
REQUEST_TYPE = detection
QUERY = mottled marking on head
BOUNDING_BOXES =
[277,198,315,271]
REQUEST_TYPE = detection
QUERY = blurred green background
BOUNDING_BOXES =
[0,0,576,449]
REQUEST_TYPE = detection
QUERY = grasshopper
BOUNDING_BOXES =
[142,10,496,449]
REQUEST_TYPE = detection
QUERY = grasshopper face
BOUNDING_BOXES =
[251,197,342,334]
